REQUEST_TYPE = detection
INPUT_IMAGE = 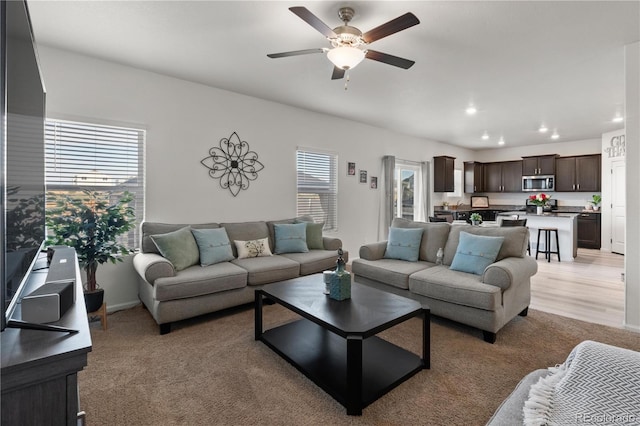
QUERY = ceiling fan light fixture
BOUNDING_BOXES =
[327,46,365,70]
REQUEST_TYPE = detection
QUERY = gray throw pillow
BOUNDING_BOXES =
[150,226,200,271]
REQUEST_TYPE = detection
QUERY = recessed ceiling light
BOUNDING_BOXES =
[612,114,624,123]
[481,131,489,140]
[465,105,477,115]
[551,131,559,140]
[538,124,548,133]
[498,137,505,145]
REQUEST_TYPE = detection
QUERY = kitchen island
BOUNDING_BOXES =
[497,212,578,261]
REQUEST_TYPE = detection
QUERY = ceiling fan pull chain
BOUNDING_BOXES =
[344,72,350,91]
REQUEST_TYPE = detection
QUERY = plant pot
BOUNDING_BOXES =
[592,205,600,211]
[472,220,481,226]
[84,288,104,313]
[536,206,543,215]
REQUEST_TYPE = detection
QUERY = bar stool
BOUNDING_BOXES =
[536,227,560,262]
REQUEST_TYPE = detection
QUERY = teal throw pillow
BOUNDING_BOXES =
[150,226,200,271]
[191,228,235,266]
[274,223,309,254]
[449,232,505,275]
[305,222,324,250]
[384,227,424,262]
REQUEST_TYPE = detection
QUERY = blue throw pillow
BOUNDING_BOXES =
[384,227,424,262]
[274,223,309,254]
[450,232,505,275]
[191,228,235,266]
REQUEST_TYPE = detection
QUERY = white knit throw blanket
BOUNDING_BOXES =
[523,340,640,426]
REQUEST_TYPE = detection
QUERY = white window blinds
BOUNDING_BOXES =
[45,119,145,248]
[296,149,338,231]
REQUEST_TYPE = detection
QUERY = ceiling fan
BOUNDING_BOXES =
[267,6,420,80]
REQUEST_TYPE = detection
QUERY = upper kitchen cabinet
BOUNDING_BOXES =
[555,154,601,192]
[484,160,522,192]
[434,156,456,192]
[464,161,484,193]
[522,155,556,175]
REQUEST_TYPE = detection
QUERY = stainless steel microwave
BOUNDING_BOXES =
[522,175,555,192]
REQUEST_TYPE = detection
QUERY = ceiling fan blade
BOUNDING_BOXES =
[289,6,338,39]
[362,12,420,43]
[267,48,326,59]
[331,67,346,80]
[365,50,415,69]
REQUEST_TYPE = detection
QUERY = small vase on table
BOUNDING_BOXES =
[536,206,543,215]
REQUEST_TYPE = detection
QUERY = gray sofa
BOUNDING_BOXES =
[352,218,538,343]
[133,217,346,334]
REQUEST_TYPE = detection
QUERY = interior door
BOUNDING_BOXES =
[611,159,625,254]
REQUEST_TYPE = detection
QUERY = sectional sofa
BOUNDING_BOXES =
[352,218,538,343]
[133,216,346,334]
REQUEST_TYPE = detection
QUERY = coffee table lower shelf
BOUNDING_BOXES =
[260,318,424,415]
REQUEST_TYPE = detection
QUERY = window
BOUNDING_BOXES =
[296,148,338,231]
[394,161,427,222]
[45,119,145,249]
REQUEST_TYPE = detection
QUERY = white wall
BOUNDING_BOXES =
[624,42,639,331]
[38,46,475,311]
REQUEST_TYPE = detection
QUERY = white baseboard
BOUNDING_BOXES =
[623,322,640,333]
[106,301,141,314]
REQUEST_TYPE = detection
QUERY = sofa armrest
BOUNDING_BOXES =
[482,256,538,291]
[133,253,175,285]
[359,241,388,261]
[323,236,343,251]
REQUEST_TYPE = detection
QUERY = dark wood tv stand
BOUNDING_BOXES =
[1,253,92,425]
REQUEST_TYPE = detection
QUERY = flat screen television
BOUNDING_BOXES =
[1,0,47,332]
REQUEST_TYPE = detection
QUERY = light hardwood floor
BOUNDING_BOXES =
[530,248,625,328]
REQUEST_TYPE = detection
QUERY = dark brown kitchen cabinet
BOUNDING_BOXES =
[522,155,556,175]
[464,161,484,193]
[577,212,601,248]
[484,160,522,192]
[433,156,455,192]
[555,154,601,192]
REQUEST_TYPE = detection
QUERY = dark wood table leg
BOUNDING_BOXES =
[423,308,430,369]
[254,290,263,341]
[346,335,363,415]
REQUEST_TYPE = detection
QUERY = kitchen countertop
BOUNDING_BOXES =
[498,211,579,218]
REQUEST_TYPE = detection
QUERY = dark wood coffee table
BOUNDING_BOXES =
[255,275,430,415]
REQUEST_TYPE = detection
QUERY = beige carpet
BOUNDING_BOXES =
[81,304,640,425]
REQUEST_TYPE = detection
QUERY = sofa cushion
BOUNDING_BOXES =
[235,238,273,259]
[150,226,200,271]
[408,266,502,311]
[450,232,504,275]
[281,249,344,276]
[141,222,220,254]
[153,262,247,302]
[222,221,270,257]
[191,228,235,266]
[274,223,309,254]
[352,258,432,290]
[443,225,528,265]
[304,222,325,250]
[384,227,424,262]
[390,218,451,263]
[231,255,300,285]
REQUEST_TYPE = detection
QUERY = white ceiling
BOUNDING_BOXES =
[27,1,639,150]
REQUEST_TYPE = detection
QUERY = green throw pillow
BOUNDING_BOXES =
[191,228,235,266]
[305,222,324,250]
[150,226,200,271]
[449,232,504,275]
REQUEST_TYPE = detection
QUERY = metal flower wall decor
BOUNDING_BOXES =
[200,132,264,197]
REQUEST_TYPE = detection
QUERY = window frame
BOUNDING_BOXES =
[296,147,338,232]
[44,118,145,249]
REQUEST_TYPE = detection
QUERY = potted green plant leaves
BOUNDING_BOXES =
[470,212,482,226]
[590,194,602,211]
[46,190,135,313]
